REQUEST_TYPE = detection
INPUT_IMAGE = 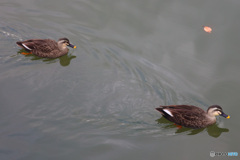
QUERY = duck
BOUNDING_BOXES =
[155,105,230,129]
[16,38,76,58]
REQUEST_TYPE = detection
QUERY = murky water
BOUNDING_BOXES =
[1,0,240,159]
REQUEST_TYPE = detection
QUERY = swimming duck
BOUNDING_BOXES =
[155,105,230,129]
[16,38,76,58]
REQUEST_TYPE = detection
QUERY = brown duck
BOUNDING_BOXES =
[16,38,76,58]
[156,105,230,129]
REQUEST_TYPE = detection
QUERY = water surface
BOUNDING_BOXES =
[1,0,240,159]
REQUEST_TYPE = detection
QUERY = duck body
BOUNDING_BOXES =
[16,38,76,58]
[156,105,230,129]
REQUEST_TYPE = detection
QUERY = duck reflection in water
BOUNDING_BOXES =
[18,49,76,66]
[156,117,229,138]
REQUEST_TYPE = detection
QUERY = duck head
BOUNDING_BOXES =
[207,105,230,119]
[58,38,76,50]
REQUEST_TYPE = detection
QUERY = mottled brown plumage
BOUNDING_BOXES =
[16,38,76,58]
[156,105,230,129]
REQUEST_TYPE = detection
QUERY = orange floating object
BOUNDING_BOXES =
[203,26,212,33]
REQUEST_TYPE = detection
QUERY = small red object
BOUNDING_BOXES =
[203,26,212,33]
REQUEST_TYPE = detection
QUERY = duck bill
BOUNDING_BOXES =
[68,43,77,49]
[220,112,230,119]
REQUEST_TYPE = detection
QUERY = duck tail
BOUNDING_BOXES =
[155,106,174,117]
[16,41,26,49]
[16,41,33,51]
[155,107,164,114]
[16,41,22,46]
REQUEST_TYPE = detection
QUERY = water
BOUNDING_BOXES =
[1,0,240,159]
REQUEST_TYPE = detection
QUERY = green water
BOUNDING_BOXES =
[0,0,240,159]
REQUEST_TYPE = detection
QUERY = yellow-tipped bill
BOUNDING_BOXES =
[220,112,230,119]
[68,43,76,49]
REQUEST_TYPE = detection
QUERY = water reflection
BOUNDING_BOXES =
[59,54,76,66]
[156,117,229,138]
[17,49,76,66]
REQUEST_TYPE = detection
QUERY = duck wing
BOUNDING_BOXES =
[16,39,58,53]
[156,105,207,128]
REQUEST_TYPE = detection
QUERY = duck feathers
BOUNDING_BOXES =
[156,105,211,129]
